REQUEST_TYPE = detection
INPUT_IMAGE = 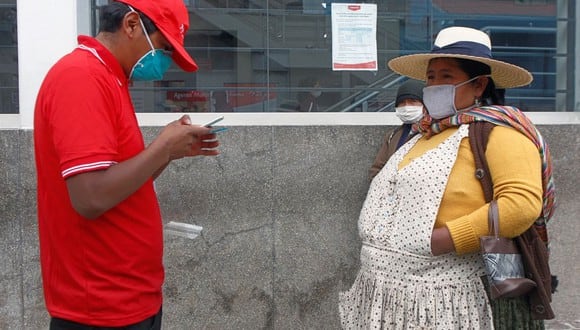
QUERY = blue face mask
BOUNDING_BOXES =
[130,49,172,81]
[129,8,172,81]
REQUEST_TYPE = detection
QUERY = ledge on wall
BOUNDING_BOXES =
[3,112,580,130]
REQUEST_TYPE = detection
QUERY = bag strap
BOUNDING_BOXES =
[488,200,499,238]
[469,121,498,236]
[468,121,496,203]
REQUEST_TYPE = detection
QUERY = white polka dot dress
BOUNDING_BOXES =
[339,125,493,329]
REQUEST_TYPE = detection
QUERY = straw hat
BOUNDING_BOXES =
[388,26,533,88]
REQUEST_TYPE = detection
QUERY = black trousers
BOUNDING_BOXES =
[50,307,162,330]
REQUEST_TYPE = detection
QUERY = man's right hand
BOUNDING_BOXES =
[154,115,220,162]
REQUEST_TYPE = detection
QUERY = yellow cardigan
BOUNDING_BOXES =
[399,126,543,255]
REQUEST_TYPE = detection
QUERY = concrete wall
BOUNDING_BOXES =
[1,125,579,329]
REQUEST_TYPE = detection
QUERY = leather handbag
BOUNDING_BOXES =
[470,122,555,319]
[480,200,537,299]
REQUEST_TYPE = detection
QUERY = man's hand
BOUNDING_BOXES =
[153,115,220,162]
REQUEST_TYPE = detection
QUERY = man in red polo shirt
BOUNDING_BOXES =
[33,1,219,328]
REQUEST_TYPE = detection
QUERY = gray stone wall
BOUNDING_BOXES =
[1,125,578,329]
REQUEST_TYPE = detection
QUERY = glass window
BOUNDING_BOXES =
[92,0,569,113]
[0,1,18,114]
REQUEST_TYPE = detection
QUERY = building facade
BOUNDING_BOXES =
[1,1,580,328]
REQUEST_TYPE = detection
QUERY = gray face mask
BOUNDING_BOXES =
[422,76,483,119]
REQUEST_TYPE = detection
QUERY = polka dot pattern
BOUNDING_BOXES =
[340,125,492,329]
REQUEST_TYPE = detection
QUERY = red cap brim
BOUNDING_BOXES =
[158,25,198,72]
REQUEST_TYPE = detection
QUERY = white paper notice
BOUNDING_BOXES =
[331,3,377,71]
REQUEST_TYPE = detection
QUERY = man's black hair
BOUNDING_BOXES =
[98,2,157,35]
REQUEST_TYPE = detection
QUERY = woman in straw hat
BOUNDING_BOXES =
[339,26,555,329]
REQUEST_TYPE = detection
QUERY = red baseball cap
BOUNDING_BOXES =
[116,0,198,72]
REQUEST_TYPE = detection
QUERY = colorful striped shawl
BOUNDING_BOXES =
[413,105,555,243]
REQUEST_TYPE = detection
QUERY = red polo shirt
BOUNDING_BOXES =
[34,36,163,326]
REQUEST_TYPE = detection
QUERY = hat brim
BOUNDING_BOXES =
[158,26,198,72]
[388,53,532,89]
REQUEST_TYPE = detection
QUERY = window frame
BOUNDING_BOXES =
[6,0,580,130]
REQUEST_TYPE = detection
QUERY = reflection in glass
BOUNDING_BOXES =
[0,2,18,114]
[93,0,565,113]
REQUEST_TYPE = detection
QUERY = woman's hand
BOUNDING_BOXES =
[431,227,456,256]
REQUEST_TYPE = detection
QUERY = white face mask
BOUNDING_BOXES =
[395,105,424,123]
[422,75,483,119]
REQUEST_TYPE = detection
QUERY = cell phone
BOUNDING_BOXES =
[209,127,228,134]
[203,116,224,127]
[202,116,228,134]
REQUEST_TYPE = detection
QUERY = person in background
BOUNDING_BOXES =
[369,79,425,179]
[34,1,220,329]
[213,90,234,112]
[297,77,322,111]
[339,26,554,329]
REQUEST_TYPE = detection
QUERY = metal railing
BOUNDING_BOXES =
[324,73,406,112]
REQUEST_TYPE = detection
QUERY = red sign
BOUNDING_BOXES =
[223,83,276,108]
[166,90,209,112]
[166,90,207,102]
